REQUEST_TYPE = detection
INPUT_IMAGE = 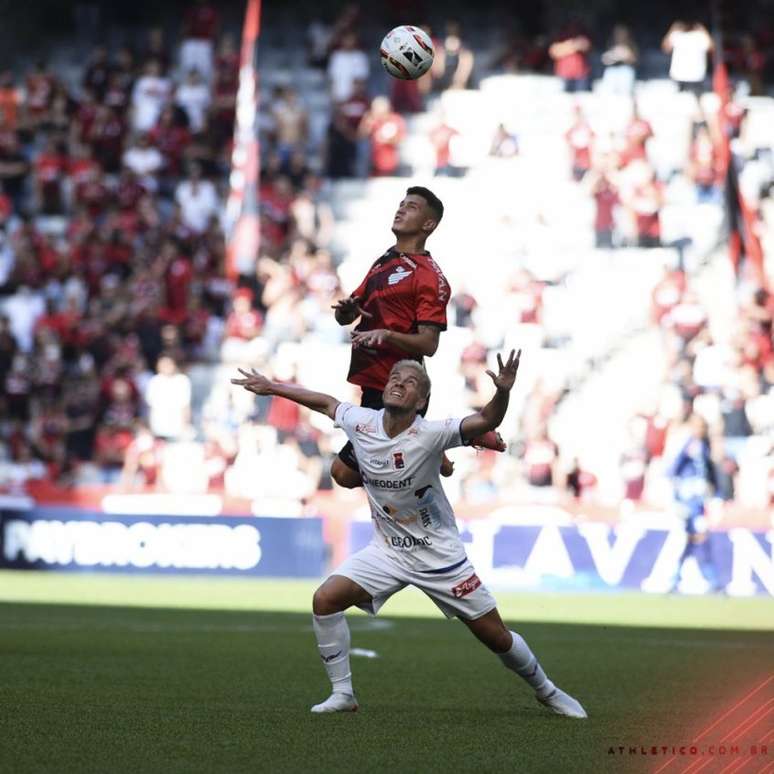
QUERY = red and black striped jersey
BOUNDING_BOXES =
[347,248,450,390]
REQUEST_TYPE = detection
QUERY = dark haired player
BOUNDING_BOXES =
[232,352,586,718]
[331,185,505,489]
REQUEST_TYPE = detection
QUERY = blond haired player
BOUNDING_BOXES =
[232,351,586,718]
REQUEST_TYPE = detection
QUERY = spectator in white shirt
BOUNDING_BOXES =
[174,162,219,233]
[327,32,369,102]
[122,133,164,192]
[144,355,192,441]
[175,69,211,134]
[662,21,713,93]
[131,59,172,132]
[1,285,45,353]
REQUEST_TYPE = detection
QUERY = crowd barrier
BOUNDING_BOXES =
[349,517,774,596]
[2,504,771,595]
[0,507,325,577]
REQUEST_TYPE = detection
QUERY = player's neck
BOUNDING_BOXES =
[382,407,417,438]
[393,235,427,254]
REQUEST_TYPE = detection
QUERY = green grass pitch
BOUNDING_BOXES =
[1,571,772,774]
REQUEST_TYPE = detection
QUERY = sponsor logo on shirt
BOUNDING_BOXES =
[390,535,432,549]
[355,423,376,434]
[362,474,415,489]
[369,457,388,469]
[388,266,412,286]
[451,573,482,599]
[426,257,449,302]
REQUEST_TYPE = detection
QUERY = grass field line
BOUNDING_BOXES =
[0,617,769,649]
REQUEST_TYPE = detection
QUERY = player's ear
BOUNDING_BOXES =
[422,218,437,234]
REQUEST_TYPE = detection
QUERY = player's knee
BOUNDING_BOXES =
[312,585,335,615]
[493,628,514,653]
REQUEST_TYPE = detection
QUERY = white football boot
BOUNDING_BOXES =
[310,693,359,714]
[537,687,588,718]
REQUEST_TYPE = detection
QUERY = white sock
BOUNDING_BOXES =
[312,612,353,696]
[498,631,555,699]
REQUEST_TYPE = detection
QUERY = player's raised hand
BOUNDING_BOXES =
[351,328,389,350]
[230,368,273,395]
[485,349,521,392]
[331,295,373,321]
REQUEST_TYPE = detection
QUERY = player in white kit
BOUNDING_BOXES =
[231,351,587,719]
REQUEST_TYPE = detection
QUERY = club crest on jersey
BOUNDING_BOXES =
[393,451,405,470]
[388,266,412,286]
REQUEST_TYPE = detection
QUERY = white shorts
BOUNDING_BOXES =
[330,543,497,621]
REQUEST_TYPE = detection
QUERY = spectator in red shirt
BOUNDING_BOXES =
[565,105,595,181]
[0,186,12,226]
[149,106,192,180]
[549,25,591,92]
[33,137,67,215]
[212,35,239,144]
[88,105,126,174]
[621,102,653,166]
[522,428,559,487]
[359,96,406,177]
[590,170,619,248]
[25,61,57,127]
[651,267,686,326]
[222,288,265,363]
[67,143,99,190]
[430,118,460,177]
[180,0,220,84]
[120,423,163,489]
[625,162,664,248]
[73,162,109,218]
[0,71,21,130]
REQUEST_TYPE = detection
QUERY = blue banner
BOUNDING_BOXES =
[0,508,325,577]
[349,519,774,596]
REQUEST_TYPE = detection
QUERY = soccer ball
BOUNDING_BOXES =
[380,25,434,80]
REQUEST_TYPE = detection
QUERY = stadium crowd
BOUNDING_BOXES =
[0,3,772,517]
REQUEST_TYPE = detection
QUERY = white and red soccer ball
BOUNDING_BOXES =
[380,25,434,80]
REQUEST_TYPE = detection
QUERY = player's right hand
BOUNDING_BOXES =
[230,368,273,395]
[331,295,373,322]
[485,349,521,392]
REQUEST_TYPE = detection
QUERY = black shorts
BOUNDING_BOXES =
[337,387,429,472]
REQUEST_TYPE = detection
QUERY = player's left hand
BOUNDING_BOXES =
[230,368,273,395]
[351,329,390,349]
[485,349,521,392]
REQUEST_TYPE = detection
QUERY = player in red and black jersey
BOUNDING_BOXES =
[331,186,505,489]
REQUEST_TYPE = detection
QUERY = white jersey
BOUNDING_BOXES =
[334,403,466,572]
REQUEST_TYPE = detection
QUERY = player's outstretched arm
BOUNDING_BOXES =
[459,349,521,443]
[230,368,340,420]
